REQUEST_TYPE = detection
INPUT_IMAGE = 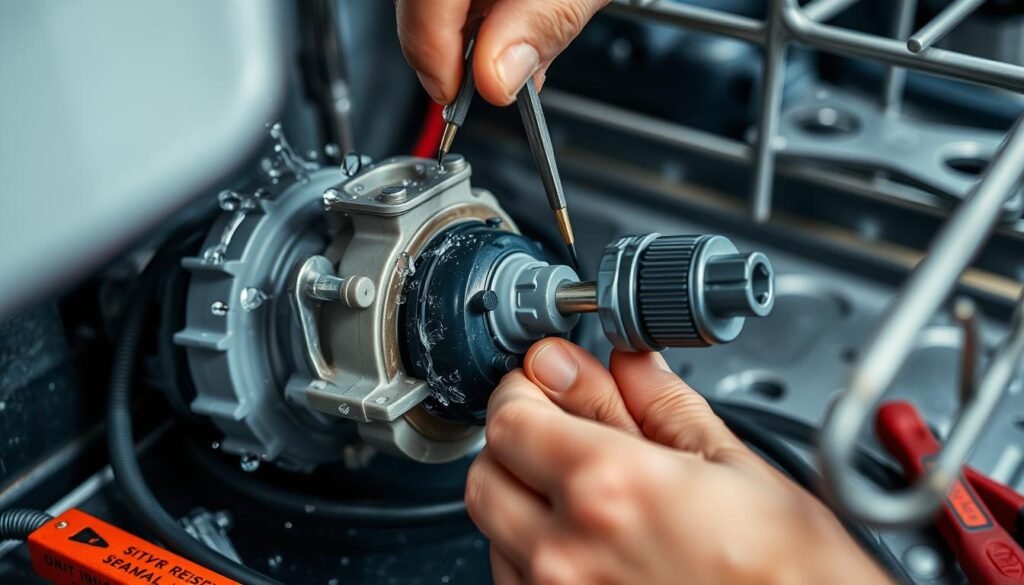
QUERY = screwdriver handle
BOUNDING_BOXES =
[516,80,567,211]
[876,401,1024,585]
[442,20,481,128]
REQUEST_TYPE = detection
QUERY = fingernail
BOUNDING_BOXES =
[416,72,446,103]
[495,43,539,100]
[532,342,579,392]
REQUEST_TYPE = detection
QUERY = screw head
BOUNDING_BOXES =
[56,521,68,529]
[378,185,408,204]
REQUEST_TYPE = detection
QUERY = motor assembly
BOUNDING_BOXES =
[174,147,776,469]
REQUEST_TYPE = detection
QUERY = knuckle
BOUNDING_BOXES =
[485,401,528,446]
[529,541,578,585]
[463,460,488,517]
[532,2,591,50]
[563,454,638,535]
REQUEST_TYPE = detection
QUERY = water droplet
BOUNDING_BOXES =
[267,554,283,569]
[353,184,365,194]
[324,144,341,159]
[323,188,341,207]
[283,521,293,529]
[338,404,350,415]
[240,287,267,311]
[311,380,326,390]
[304,504,316,514]
[441,576,450,584]
[210,301,229,316]
[0,402,6,412]
[328,579,339,585]
[340,556,351,566]
[374,396,388,404]
[240,453,261,472]
[210,441,221,450]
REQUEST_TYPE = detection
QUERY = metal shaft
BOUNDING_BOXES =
[555,281,598,314]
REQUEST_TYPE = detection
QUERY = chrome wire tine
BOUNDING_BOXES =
[802,0,864,23]
[882,0,918,114]
[819,114,1024,526]
[908,0,986,54]
[751,0,788,223]
[952,297,980,406]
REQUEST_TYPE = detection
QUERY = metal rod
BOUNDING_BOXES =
[819,113,1024,526]
[607,0,765,45]
[953,297,980,405]
[908,0,985,54]
[802,0,864,23]
[751,0,789,223]
[555,281,598,314]
[781,0,1024,94]
[882,0,918,113]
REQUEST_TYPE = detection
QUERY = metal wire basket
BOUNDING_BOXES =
[553,0,1024,527]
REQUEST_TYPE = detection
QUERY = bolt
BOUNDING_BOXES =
[442,153,468,172]
[338,404,351,415]
[306,273,376,308]
[322,188,341,207]
[470,290,499,313]
[210,301,229,316]
[56,521,68,530]
[378,185,408,204]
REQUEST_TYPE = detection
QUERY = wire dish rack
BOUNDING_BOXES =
[548,0,1024,528]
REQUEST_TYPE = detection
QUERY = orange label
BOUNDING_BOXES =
[28,509,239,585]
[946,477,993,532]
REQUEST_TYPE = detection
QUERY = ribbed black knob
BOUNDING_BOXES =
[637,235,708,348]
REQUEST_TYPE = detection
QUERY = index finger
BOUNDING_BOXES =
[395,0,472,103]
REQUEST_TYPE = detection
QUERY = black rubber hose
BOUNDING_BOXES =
[0,509,52,541]
[185,440,468,527]
[107,274,285,585]
[709,401,913,585]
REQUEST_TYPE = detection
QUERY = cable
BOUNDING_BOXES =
[0,509,52,542]
[185,440,468,527]
[107,258,285,585]
[709,400,914,585]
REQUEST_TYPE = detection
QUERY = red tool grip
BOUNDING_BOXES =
[876,401,1024,584]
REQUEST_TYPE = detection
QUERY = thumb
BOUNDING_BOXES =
[609,350,745,461]
[473,0,608,105]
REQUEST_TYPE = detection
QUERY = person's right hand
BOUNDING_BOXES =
[396,0,608,106]
[466,338,893,584]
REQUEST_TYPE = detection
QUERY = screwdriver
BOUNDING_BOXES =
[515,81,581,270]
[437,21,481,167]
[435,24,581,271]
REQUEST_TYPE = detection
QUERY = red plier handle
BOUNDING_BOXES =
[876,401,1024,584]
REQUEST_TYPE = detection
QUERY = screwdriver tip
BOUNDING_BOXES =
[566,243,581,272]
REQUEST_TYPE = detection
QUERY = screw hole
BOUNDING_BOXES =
[717,371,787,401]
[945,156,988,177]
[752,262,771,307]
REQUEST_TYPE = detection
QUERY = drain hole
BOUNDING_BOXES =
[716,371,787,401]
[796,107,861,137]
[748,380,785,400]
[946,156,988,177]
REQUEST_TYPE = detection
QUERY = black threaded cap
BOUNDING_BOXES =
[637,235,708,348]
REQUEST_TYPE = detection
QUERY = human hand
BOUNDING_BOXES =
[395,0,608,106]
[466,338,893,584]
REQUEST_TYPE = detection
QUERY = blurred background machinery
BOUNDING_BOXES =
[1,0,1024,583]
